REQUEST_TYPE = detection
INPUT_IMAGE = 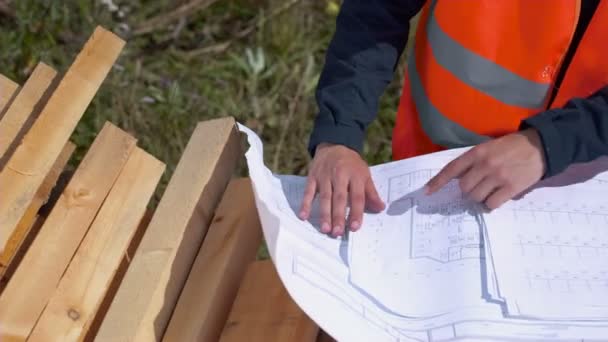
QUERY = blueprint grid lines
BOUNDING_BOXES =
[522,267,608,294]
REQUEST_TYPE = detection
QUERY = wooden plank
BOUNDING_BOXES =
[0,62,58,168]
[0,142,75,278]
[0,26,125,254]
[316,331,336,342]
[96,117,242,342]
[0,168,73,292]
[29,147,165,342]
[0,74,19,118]
[0,214,43,293]
[0,123,136,341]
[163,178,263,342]
[83,209,154,342]
[220,260,319,342]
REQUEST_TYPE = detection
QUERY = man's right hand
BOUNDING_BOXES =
[298,143,386,237]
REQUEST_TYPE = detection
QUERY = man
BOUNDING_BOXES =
[299,0,608,238]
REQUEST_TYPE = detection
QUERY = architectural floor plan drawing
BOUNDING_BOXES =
[409,198,481,264]
[238,123,608,341]
[385,170,482,264]
[485,182,608,321]
[349,165,488,317]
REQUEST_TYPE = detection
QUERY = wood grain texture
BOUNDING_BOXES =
[0,62,58,167]
[29,147,165,342]
[0,123,136,341]
[0,214,43,293]
[83,210,154,342]
[163,178,262,342]
[220,260,319,342]
[0,168,73,291]
[0,74,19,119]
[96,117,242,342]
[0,26,125,254]
[0,142,75,278]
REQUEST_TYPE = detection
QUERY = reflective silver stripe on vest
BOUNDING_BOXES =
[408,41,490,148]
[427,0,550,109]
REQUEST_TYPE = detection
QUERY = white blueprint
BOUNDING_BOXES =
[238,123,608,341]
[484,159,608,321]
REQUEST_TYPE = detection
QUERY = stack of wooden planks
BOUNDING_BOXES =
[0,26,334,342]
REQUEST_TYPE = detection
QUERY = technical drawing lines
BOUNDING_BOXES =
[387,169,438,202]
[291,255,412,342]
[411,211,481,263]
[523,268,608,294]
[509,208,608,226]
[515,233,608,259]
[505,204,608,260]
[508,199,608,218]
[383,172,484,265]
[407,196,482,264]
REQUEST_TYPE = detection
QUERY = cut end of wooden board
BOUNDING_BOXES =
[0,74,19,119]
[72,26,126,81]
[0,62,59,167]
[194,116,236,130]
[0,73,17,89]
[13,62,56,102]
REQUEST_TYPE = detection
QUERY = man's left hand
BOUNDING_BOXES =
[425,129,546,210]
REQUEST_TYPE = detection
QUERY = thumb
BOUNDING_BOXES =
[364,178,385,212]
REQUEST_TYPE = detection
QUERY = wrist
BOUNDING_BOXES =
[315,142,335,153]
[314,142,359,158]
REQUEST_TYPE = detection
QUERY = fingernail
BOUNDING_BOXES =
[333,226,342,237]
[351,221,360,230]
[321,223,330,233]
[299,210,306,219]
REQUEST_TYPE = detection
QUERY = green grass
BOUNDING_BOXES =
[0,0,415,259]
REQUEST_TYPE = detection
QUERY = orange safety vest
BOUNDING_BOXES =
[392,0,608,161]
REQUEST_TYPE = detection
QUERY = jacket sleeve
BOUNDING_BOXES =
[521,86,608,178]
[307,0,425,157]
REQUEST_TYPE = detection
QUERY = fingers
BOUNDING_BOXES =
[485,185,517,210]
[347,180,365,232]
[299,178,317,220]
[458,164,486,194]
[307,174,372,237]
[314,176,385,236]
[331,175,349,237]
[467,177,499,203]
[318,180,332,234]
[365,179,385,212]
[426,153,473,194]
[302,145,386,236]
